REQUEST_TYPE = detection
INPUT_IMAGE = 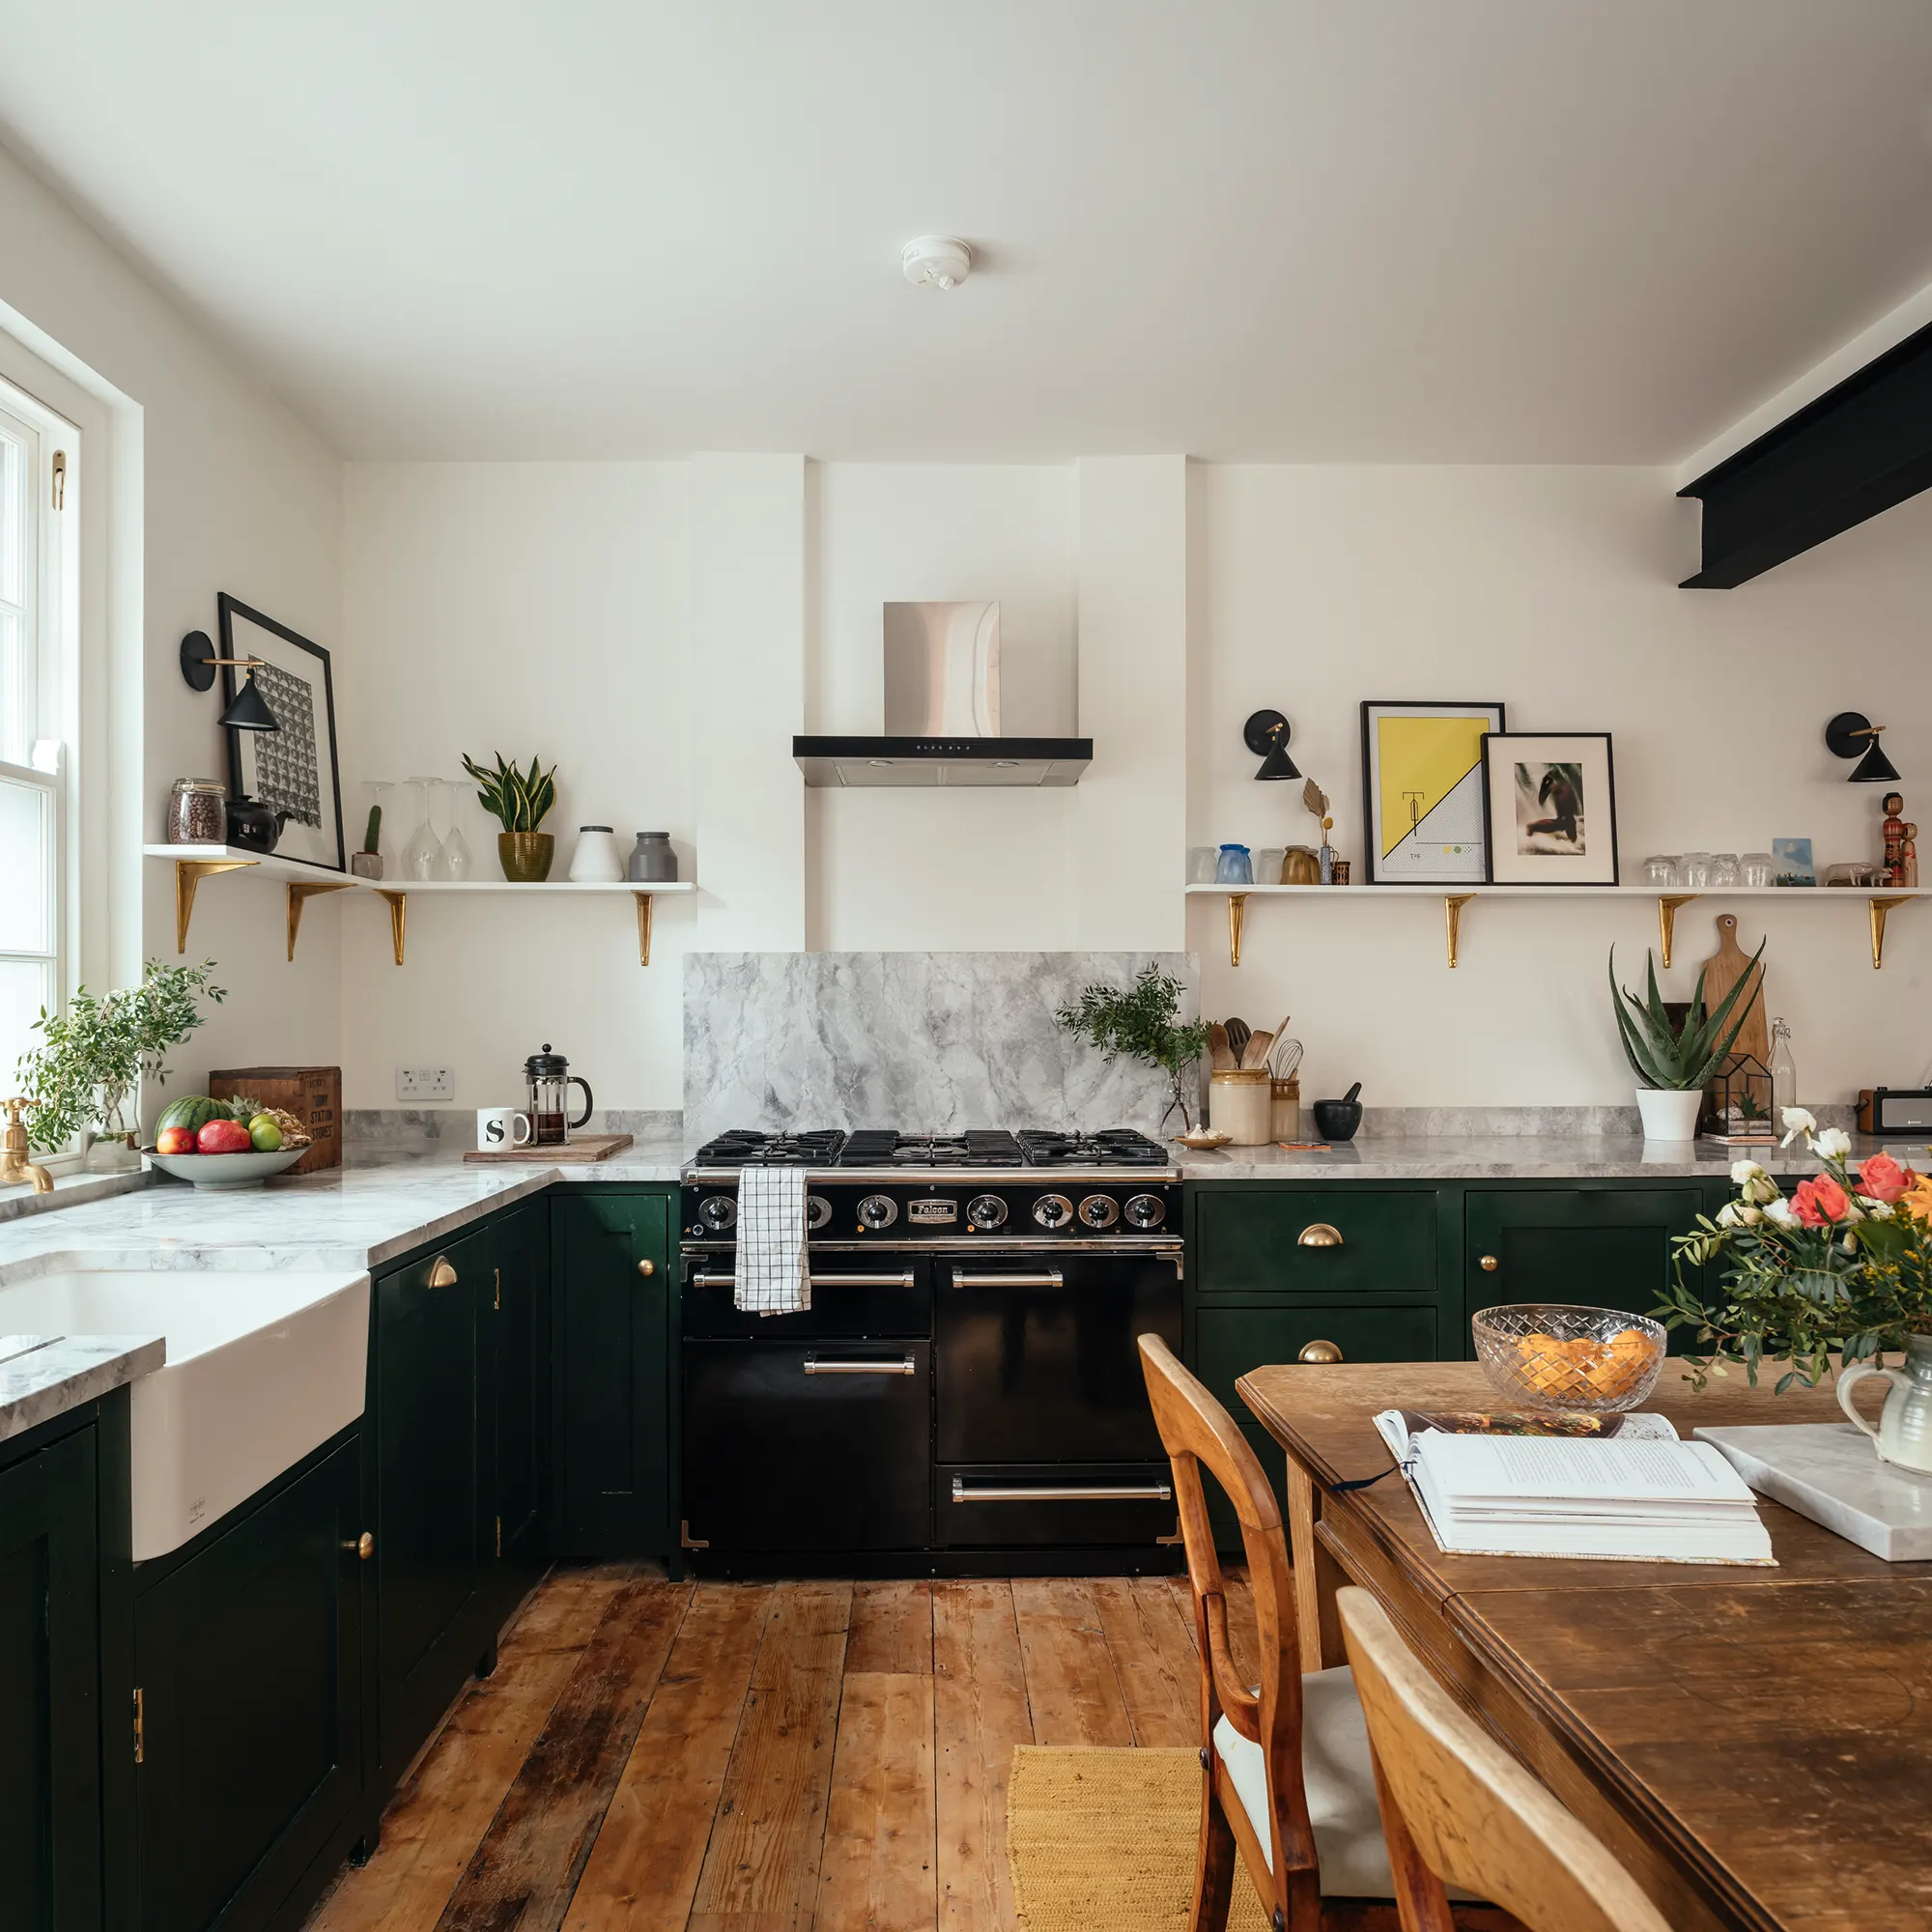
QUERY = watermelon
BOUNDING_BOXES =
[156,1094,227,1135]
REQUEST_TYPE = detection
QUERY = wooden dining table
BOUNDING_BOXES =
[1236,1359,1932,1932]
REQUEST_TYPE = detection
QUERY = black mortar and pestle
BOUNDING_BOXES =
[1312,1082,1363,1143]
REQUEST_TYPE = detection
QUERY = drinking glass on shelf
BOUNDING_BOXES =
[1740,852,1775,888]
[1642,855,1676,887]
[1215,844,1254,886]
[1256,848,1285,887]
[1710,854,1740,887]
[401,777,443,881]
[1187,846,1219,884]
[1679,852,1713,888]
[433,780,471,881]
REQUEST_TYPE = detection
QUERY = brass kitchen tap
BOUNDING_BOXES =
[1,1097,53,1193]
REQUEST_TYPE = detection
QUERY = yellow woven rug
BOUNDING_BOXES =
[1007,1746,1269,1930]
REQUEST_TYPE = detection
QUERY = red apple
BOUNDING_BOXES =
[155,1124,196,1155]
[196,1118,253,1154]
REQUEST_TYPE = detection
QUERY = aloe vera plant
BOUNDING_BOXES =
[1608,941,1766,1090]
[461,753,557,833]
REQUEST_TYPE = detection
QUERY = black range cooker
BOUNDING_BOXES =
[679,1126,1184,1577]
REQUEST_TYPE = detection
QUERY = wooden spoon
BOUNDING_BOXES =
[1240,1029,1275,1070]
[1208,1022,1236,1071]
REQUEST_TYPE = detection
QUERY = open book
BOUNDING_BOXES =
[1372,1410,1775,1566]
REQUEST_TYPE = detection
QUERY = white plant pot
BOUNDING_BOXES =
[1635,1087,1704,1141]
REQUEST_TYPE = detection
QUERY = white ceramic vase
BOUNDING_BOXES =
[1837,1333,1932,1475]
[1635,1086,1703,1141]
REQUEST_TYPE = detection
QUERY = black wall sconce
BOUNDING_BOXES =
[1244,708,1299,781]
[1826,711,1899,783]
[180,630,281,733]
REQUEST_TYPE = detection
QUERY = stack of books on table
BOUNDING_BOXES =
[1373,1409,1775,1566]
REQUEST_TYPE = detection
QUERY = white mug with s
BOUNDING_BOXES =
[477,1107,533,1151]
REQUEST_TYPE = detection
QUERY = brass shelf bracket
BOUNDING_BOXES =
[633,891,655,966]
[1443,894,1476,968]
[374,891,408,965]
[173,857,256,952]
[1870,895,1912,970]
[285,881,355,961]
[1657,894,1698,969]
[1227,891,1250,967]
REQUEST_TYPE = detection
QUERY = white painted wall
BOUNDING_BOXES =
[0,142,344,1120]
[1189,464,1932,1109]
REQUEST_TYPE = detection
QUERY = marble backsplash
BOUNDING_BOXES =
[683,952,1199,1143]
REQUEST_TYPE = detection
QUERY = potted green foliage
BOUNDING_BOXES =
[14,958,226,1169]
[1056,965,1210,1133]
[1607,942,1764,1140]
[461,753,558,881]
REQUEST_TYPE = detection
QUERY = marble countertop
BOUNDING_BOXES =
[0,1332,165,1442]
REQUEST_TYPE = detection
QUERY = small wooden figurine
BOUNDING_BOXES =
[1883,791,1907,883]
[1901,823,1919,889]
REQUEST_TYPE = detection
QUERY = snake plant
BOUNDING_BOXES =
[1608,941,1766,1091]
[461,753,557,834]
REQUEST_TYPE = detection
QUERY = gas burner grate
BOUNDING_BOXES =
[1016,1128,1171,1168]
[838,1129,1027,1169]
[693,1128,848,1168]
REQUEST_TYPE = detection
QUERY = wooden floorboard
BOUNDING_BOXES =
[814,1672,936,1931]
[563,1582,774,1932]
[434,1577,693,1932]
[1088,1576,1201,1747]
[686,1579,853,1928]
[932,1581,1032,1932]
[845,1579,934,1675]
[1009,1577,1132,1747]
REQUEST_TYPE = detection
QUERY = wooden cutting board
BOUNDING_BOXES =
[1698,913,1769,1069]
[464,1132,634,1164]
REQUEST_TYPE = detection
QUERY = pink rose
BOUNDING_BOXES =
[1858,1153,1918,1205]
[1793,1176,1851,1227]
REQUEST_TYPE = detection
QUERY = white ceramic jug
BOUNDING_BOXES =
[1836,1332,1932,1475]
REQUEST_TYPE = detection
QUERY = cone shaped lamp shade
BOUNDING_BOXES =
[1243,707,1299,779]
[1851,737,1901,783]
[218,669,281,732]
[1255,737,1301,780]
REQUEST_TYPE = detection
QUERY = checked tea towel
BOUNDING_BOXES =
[735,1164,810,1314]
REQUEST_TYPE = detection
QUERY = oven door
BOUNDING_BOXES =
[935,1246,1184,1464]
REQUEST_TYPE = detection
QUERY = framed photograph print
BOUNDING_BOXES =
[1479,731,1620,885]
[218,593,347,872]
[1360,699,1507,884]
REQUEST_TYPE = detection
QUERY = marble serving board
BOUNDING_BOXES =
[1695,1422,1932,1561]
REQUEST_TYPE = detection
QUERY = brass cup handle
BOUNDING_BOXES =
[637,1259,656,1277]
[1479,1255,1500,1272]
[347,1532,374,1560]
[1298,1339,1344,1365]
[429,1257,458,1288]
[1297,1223,1344,1248]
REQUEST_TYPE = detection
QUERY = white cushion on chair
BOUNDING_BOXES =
[1212,1663,1394,1897]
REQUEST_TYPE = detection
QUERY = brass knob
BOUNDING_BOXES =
[637,1258,656,1277]
[1298,1339,1344,1365]
[1297,1223,1344,1248]
[1480,1255,1499,1272]
[351,1532,374,1560]
[429,1258,458,1288]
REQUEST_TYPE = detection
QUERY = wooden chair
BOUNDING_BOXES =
[1139,1335,1515,1932]
[1338,1586,1672,1932]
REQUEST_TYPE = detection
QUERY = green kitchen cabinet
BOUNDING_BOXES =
[131,1435,362,1932]
[552,1189,673,1558]
[1463,1186,1712,1353]
[1192,1185,1440,1300]
[0,1423,104,1932]
[489,1201,552,1613]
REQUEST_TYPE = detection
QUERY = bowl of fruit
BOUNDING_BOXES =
[147,1095,311,1189]
[1470,1303,1667,1415]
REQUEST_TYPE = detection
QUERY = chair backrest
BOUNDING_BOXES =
[1137,1334,1320,1905]
[1337,1586,1673,1932]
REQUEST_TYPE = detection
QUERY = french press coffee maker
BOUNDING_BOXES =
[524,1043,593,1146]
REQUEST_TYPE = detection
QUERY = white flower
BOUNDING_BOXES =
[1717,1202,1741,1227]
[1815,1127,1852,1159]
[1764,1198,1803,1230]
[1780,1107,1818,1147]
[1746,1174,1781,1206]
[1866,1201,1895,1221]
[1738,1204,1764,1226]
[1731,1158,1768,1185]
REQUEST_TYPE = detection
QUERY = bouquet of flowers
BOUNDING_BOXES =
[1659,1108,1932,1392]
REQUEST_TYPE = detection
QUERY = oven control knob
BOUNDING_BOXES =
[698,1194,738,1233]
[966,1193,1008,1231]
[1124,1193,1167,1230]
[1032,1193,1074,1230]
[1078,1194,1120,1230]
[807,1195,832,1231]
[856,1193,898,1231]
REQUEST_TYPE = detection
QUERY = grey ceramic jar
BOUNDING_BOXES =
[626,832,678,882]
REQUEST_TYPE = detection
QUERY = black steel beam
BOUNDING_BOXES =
[1678,319,1932,587]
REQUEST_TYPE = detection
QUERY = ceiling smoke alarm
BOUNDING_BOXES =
[901,236,972,290]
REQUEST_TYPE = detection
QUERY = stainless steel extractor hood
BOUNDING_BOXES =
[794,601,1091,787]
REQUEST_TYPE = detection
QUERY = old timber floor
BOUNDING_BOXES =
[306,1561,1255,1932]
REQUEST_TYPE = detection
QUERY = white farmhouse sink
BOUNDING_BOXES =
[0,1268,369,1559]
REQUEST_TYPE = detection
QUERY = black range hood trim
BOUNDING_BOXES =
[793,735,1093,788]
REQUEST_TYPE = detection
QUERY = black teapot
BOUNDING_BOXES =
[226,794,291,854]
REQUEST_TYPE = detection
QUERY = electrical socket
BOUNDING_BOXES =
[395,1066,454,1102]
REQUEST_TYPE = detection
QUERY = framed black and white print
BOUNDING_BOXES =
[1360,699,1507,884]
[1479,731,1619,885]
[218,593,346,872]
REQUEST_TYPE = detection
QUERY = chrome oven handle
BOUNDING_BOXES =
[951,1268,1064,1289]
[805,1355,917,1376]
[691,1270,915,1289]
[951,1477,1173,1502]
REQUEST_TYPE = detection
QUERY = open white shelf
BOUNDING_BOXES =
[143,846,695,966]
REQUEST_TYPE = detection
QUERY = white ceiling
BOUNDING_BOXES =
[4,2,1932,462]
